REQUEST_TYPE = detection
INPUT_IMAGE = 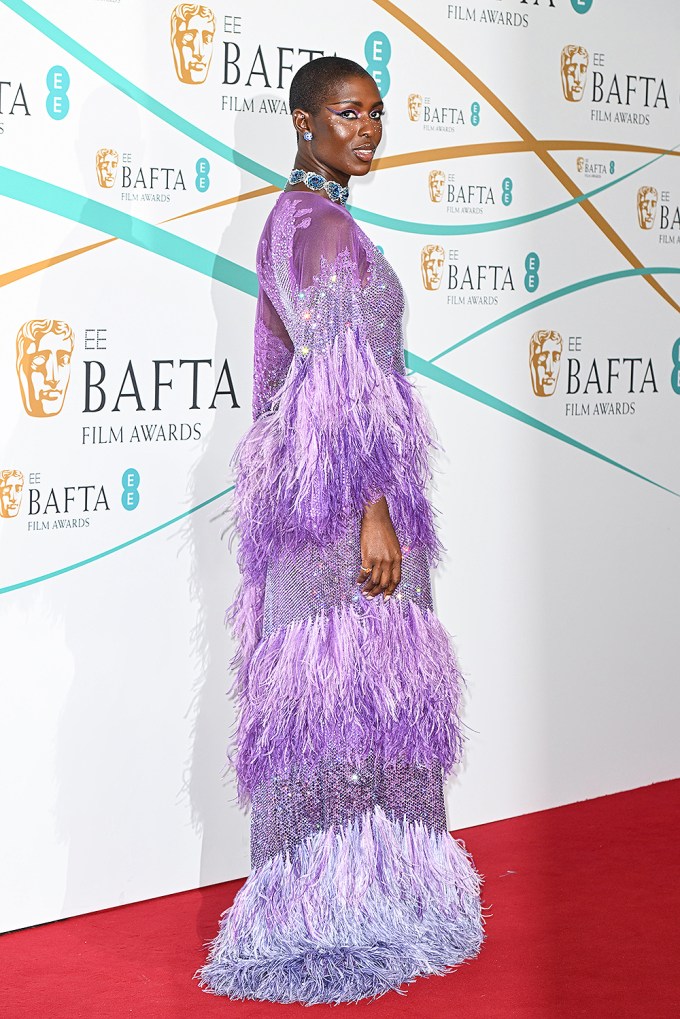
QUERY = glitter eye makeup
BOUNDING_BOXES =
[324,105,385,119]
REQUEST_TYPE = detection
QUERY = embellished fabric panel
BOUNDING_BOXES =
[250,755,447,869]
[258,193,404,387]
[262,518,433,640]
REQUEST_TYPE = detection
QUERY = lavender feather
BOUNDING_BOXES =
[196,806,487,1005]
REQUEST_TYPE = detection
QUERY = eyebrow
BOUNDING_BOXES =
[327,99,384,107]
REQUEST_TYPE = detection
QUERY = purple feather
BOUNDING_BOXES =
[226,319,444,588]
[228,595,470,803]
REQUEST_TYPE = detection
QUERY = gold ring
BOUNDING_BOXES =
[360,564,371,572]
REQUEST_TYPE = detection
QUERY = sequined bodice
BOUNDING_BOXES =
[252,192,406,420]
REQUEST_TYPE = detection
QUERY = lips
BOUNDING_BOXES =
[353,145,375,162]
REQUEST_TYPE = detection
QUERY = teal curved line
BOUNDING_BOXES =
[431,266,680,363]
[0,166,258,297]
[405,352,680,499]
[349,146,677,235]
[0,486,235,596]
[0,0,285,188]
[2,0,675,237]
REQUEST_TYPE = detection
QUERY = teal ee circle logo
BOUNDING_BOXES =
[671,338,680,395]
[571,0,593,12]
[46,66,70,120]
[525,252,540,293]
[121,468,140,511]
[501,177,513,207]
[470,101,481,127]
[365,32,391,97]
[195,157,210,193]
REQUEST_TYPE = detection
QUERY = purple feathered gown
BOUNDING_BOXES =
[198,190,486,1003]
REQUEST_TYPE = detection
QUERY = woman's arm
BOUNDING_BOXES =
[357,495,402,599]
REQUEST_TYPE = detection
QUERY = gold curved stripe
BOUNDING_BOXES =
[373,140,680,171]
[372,0,680,314]
[542,141,680,156]
[161,184,278,224]
[0,237,116,288]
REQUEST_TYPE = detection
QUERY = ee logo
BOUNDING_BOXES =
[501,178,513,207]
[671,338,680,395]
[365,32,391,97]
[571,0,593,12]
[525,252,540,293]
[470,102,481,127]
[121,468,140,511]
[46,66,70,121]
[196,157,210,193]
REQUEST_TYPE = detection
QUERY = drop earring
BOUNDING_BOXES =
[303,130,313,141]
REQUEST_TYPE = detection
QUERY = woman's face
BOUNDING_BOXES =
[298,73,384,184]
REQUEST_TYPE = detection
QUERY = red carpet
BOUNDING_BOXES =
[1,780,678,1018]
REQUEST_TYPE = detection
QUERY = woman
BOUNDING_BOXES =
[198,55,486,1004]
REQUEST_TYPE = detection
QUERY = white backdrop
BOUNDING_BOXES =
[1,0,679,933]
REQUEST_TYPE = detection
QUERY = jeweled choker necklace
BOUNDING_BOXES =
[287,168,350,206]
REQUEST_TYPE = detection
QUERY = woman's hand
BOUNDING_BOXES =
[355,496,402,599]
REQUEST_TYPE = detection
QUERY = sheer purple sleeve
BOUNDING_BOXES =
[252,287,293,422]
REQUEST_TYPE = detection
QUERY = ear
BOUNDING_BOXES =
[291,108,310,137]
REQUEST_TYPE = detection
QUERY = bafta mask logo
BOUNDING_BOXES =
[561,45,589,103]
[171,4,215,85]
[576,156,585,173]
[16,319,74,418]
[428,169,446,203]
[420,244,445,291]
[95,148,119,188]
[407,92,423,122]
[637,186,658,230]
[530,330,563,397]
[0,469,24,519]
